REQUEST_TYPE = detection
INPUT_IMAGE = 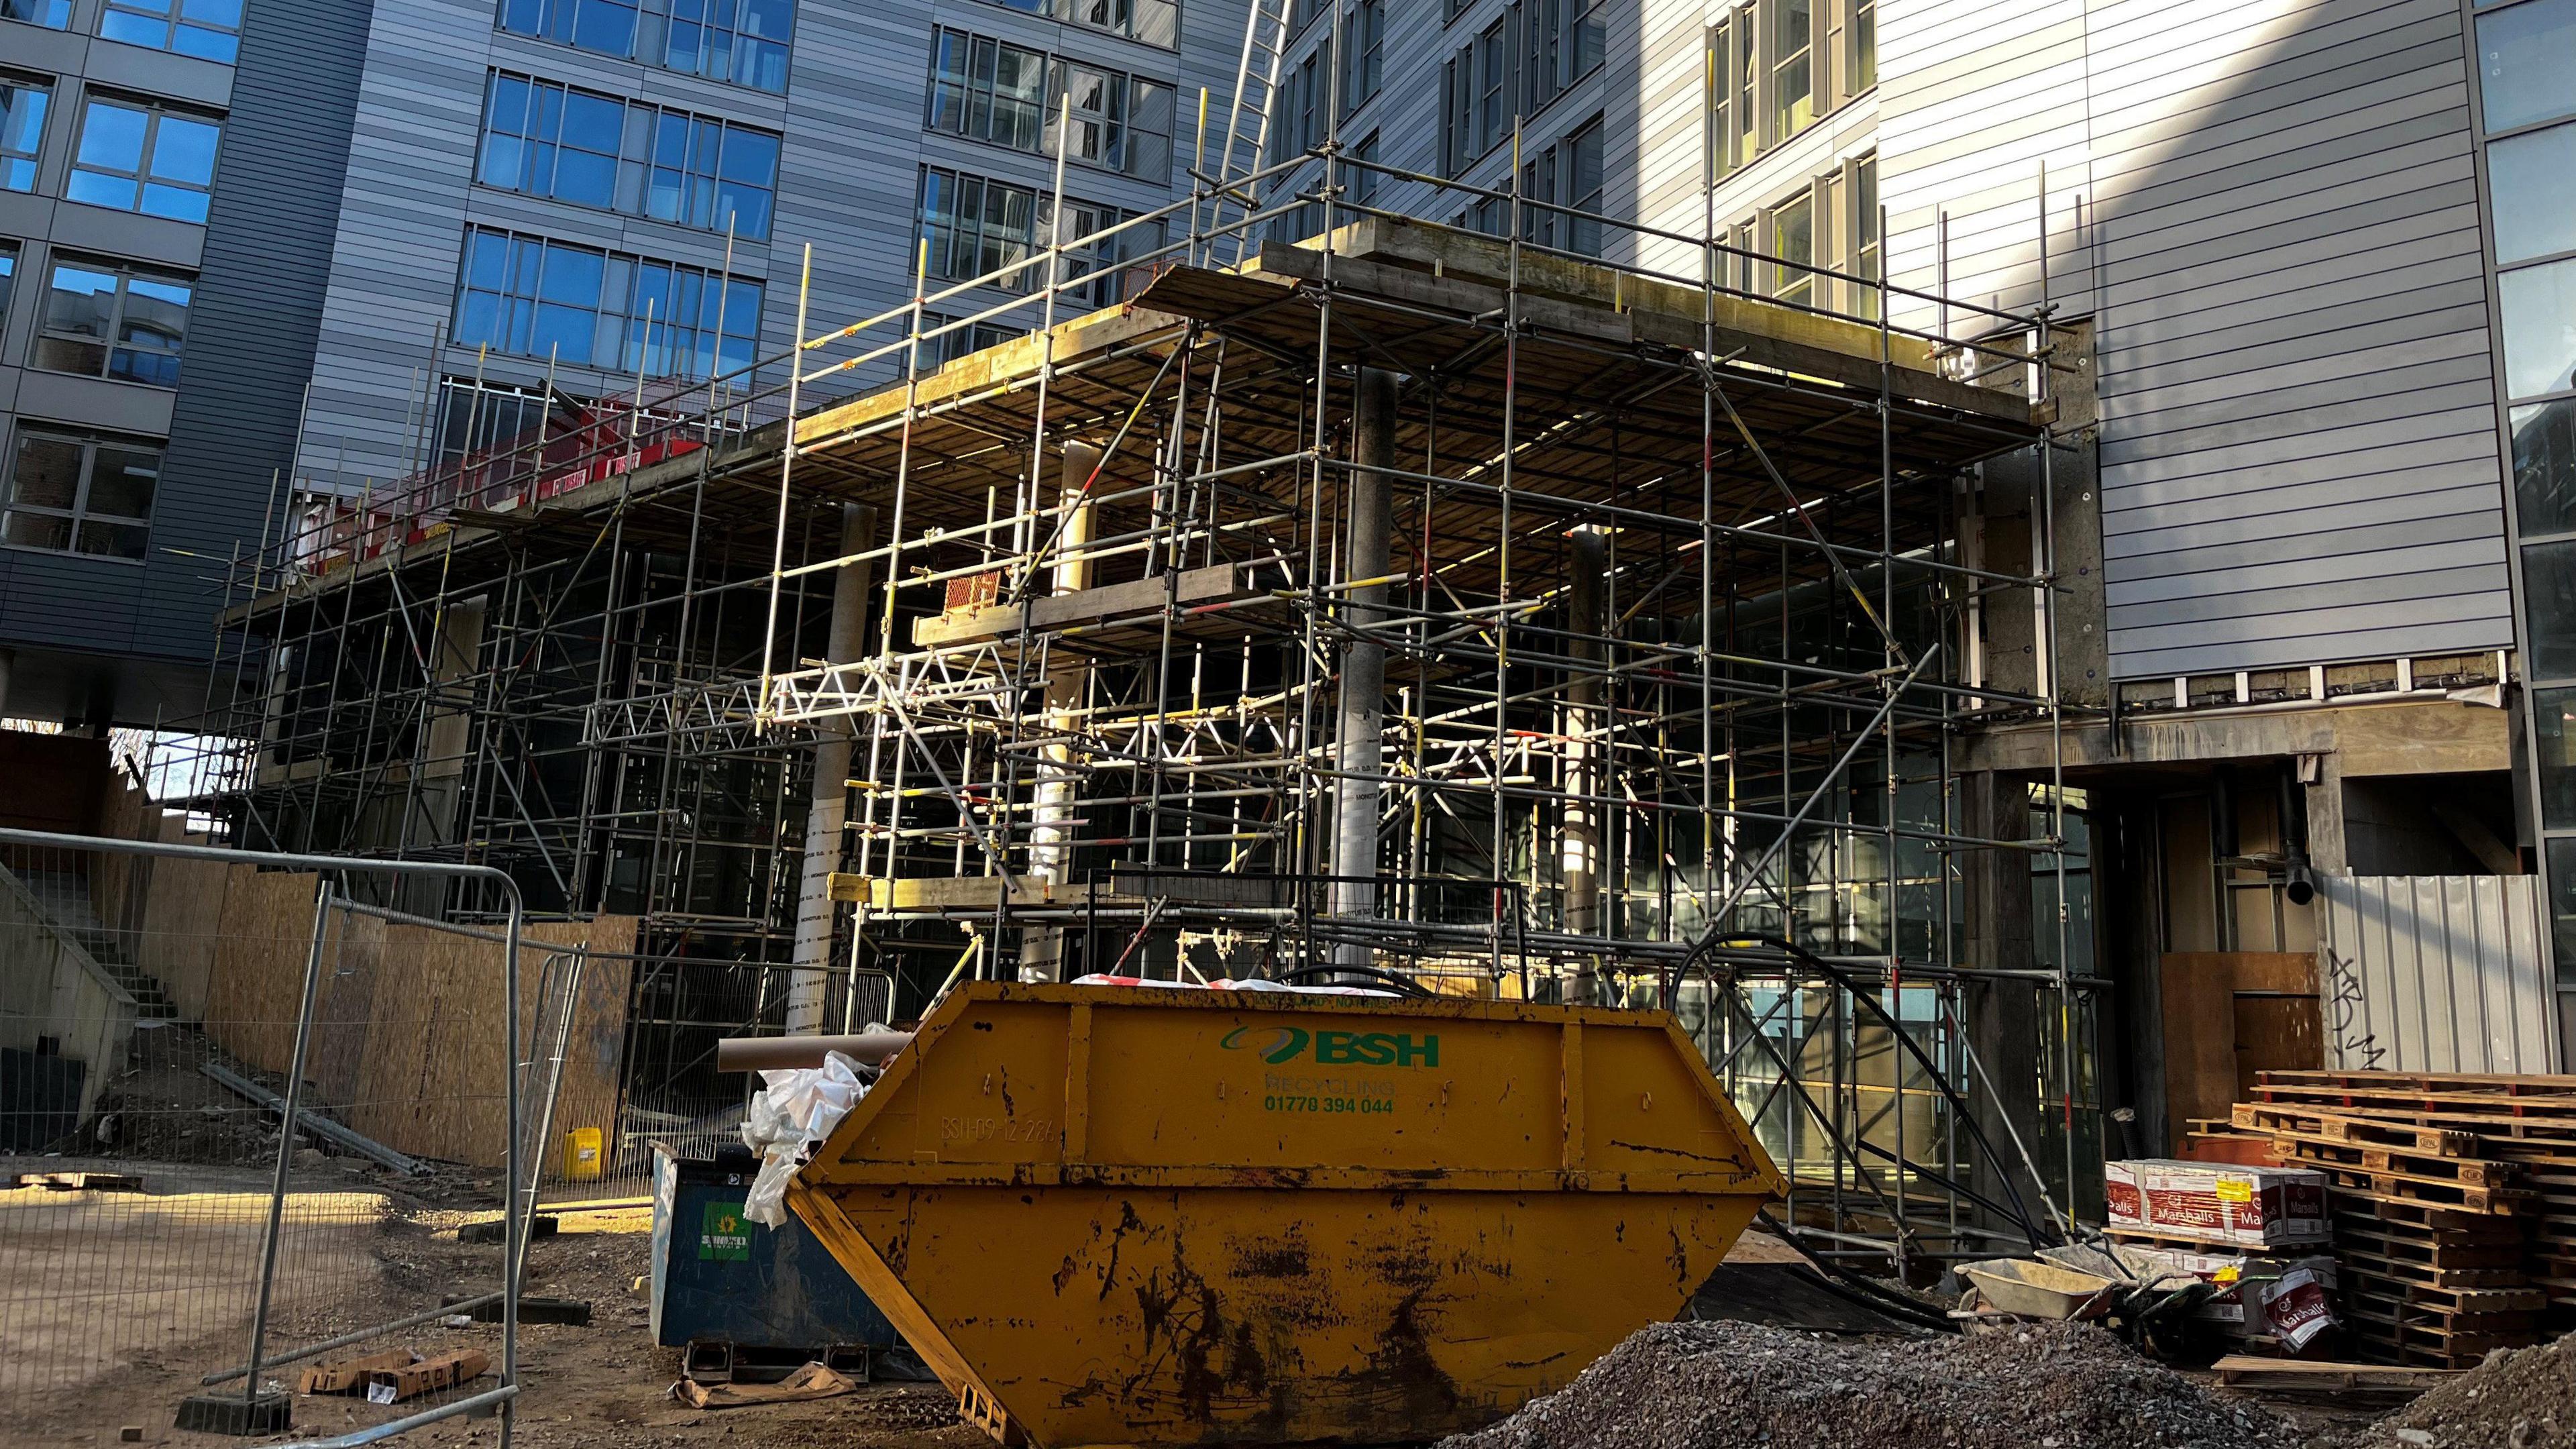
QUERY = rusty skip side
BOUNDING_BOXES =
[786,983,1784,1447]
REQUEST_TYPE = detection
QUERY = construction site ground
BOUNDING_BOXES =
[0,1168,2428,1449]
[1,1186,972,1449]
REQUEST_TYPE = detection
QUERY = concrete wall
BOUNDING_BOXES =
[0,861,136,1132]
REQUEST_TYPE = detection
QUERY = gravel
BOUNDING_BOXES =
[1442,1320,2308,1449]
[2347,1334,2576,1449]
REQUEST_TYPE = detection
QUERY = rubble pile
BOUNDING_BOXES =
[1444,1320,2308,1449]
[2350,1334,2576,1449]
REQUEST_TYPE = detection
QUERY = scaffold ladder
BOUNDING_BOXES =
[1211,0,1297,258]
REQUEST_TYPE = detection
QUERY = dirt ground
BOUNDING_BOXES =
[0,1175,970,1449]
[0,1169,2387,1449]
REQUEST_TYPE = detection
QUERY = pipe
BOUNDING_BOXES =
[716,1030,914,1072]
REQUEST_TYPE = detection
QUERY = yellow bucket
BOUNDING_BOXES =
[562,1126,604,1180]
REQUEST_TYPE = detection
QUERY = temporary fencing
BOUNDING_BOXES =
[0,828,530,1446]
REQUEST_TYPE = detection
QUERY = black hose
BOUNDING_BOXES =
[1273,963,1438,998]
[1750,1210,1958,1333]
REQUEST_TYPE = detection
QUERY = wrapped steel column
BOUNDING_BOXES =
[1331,370,1398,967]
[786,503,876,1031]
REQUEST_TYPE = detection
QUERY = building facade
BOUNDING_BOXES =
[0,0,1244,728]
[1253,0,2561,1097]
[0,0,350,727]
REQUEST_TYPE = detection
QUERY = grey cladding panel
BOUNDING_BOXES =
[1880,0,2512,678]
[2083,0,2506,676]
[131,0,379,667]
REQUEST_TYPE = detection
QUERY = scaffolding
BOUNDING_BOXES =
[166,21,2092,1271]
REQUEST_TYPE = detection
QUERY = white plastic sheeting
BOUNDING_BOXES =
[2315,873,2556,1074]
[739,1050,869,1226]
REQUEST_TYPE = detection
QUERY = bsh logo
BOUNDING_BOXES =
[1221,1024,1440,1067]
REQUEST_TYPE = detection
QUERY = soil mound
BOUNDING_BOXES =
[1443,1320,2306,1449]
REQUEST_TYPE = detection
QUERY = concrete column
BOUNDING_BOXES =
[785,504,878,1032]
[1563,525,1608,1002]
[80,680,115,739]
[400,596,486,915]
[1022,442,1100,981]
[1331,370,1398,969]
[2302,751,2348,874]
[1959,768,2043,1235]
[411,597,488,851]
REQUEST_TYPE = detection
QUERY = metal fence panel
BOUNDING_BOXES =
[2317,872,2555,1073]
[0,830,526,1446]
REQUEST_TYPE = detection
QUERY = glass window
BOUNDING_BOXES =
[0,76,44,193]
[3,429,158,560]
[2538,688,2576,828]
[1853,0,1874,91]
[1477,17,1508,154]
[2515,398,2576,537]
[2551,837,2576,983]
[928,30,969,133]
[1053,0,1173,48]
[1,0,72,25]
[2524,537,2576,680]
[2503,255,2576,399]
[2490,121,2576,265]
[1342,0,1384,113]
[715,127,777,239]
[475,72,777,239]
[500,0,792,93]
[917,309,1021,368]
[1705,19,1732,178]
[918,165,1157,305]
[1851,152,1881,317]
[69,99,219,223]
[2481,0,2576,133]
[733,0,793,90]
[101,0,245,63]
[1441,48,1469,175]
[1051,62,1174,180]
[451,225,761,381]
[1771,190,1815,306]
[555,89,623,207]
[0,244,14,320]
[572,0,635,53]
[1734,9,1756,167]
[929,34,1171,182]
[1565,115,1603,256]
[926,30,1047,154]
[1772,0,1813,139]
[35,258,193,386]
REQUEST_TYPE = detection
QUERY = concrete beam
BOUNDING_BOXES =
[1958,698,2512,777]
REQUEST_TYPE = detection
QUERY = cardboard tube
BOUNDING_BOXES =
[716,1031,913,1072]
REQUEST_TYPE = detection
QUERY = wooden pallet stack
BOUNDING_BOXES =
[2229,1069,2576,1365]
[2230,1098,2540,1366]
[2253,1071,2576,1311]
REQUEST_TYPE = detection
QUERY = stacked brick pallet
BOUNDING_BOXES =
[2229,1097,2541,1366]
